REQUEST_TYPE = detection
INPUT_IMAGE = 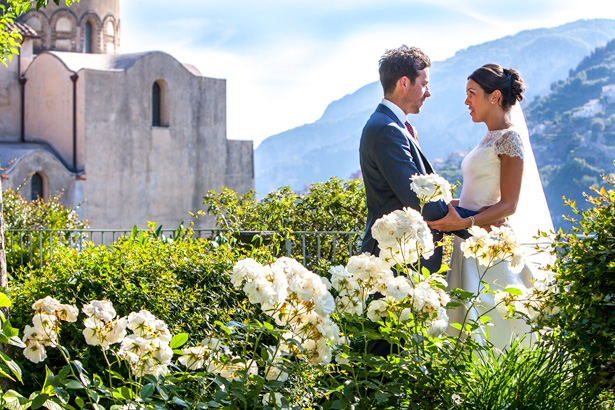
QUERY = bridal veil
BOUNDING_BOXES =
[507,104,554,280]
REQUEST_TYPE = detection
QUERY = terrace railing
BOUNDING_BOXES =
[5,228,364,272]
[5,228,558,273]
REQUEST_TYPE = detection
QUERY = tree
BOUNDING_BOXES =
[0,0,76,65]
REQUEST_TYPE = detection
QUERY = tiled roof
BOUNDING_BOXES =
[4,21,39,38]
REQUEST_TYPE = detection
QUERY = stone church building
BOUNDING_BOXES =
[0,0,254,229]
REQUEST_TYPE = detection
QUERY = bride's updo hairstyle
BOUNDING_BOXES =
[468,63,525,112]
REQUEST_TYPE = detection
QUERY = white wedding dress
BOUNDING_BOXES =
[447,110,554,349]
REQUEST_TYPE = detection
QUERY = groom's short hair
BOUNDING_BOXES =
[379,45,431,95]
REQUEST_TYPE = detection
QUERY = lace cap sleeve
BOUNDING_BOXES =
[494,130,525,160]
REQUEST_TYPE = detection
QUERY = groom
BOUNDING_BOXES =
[360,45,476,273]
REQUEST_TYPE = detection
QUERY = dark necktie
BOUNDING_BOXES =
[405,121,418,143]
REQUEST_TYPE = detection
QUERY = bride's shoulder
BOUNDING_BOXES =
[494,128,525,159]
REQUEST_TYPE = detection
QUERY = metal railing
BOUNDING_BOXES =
[4,228,364,271]
[4,227,559,272]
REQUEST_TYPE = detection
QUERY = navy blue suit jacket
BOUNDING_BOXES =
[359,104,476,273]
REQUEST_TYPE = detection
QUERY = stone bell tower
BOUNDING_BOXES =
[19,0,120,54]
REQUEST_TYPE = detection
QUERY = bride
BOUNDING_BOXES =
[427,63,554,349]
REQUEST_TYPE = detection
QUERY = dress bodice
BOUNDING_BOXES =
[458,128,525,211]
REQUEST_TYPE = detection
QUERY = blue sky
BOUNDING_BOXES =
[120,0,615,146]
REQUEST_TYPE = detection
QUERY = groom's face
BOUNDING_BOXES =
[405,68,431,114]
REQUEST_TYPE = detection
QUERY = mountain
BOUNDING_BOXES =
[526,38,615,229]
[255,19,615,195]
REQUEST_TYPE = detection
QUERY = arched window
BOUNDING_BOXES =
[152,80,169,127]
[84,21,93,53]
[31,172,44,201]
[152,82,161,126]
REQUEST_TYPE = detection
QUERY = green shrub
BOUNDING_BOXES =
[2,186,87,231]
[8,227,273,392]
[3,185,88,272]
[544,167,615,382]
[202,177,366,273]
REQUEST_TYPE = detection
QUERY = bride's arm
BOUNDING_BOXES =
[427,155,523,231]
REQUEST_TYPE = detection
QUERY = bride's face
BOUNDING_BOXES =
[465,79,492,123]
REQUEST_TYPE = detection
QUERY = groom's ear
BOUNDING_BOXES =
[399,76,410,90]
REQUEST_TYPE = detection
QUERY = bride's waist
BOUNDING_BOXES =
[459,196,499,211]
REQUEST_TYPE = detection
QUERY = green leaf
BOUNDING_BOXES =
[3,389,30,410]
[43,397,65,410]
[75,396,85,409]
[504,287,523,296]
[0,351,22,382]
[31,393,50,409]
[331,400,347,409]
[54,388,70,404]
[9,335,26,348]
[172,397,189,407]
[375,392,389,403]
[140,384,155,400]
[120,386,132,400]
[88,389,99,403]
[0,367,16,381]
[479,316,492,323]
[64,380,84,390]
[41,366,54,395]
[3,320,20,338]
[0,292,11,308]
[170,333,189,349]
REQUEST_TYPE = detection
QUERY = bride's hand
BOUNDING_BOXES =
[427,203,469,232]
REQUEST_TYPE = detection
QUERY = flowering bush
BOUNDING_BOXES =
[3,172,602,409]
[539,170,615,384]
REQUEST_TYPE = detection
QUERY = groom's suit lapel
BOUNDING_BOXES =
[376,104,433,174]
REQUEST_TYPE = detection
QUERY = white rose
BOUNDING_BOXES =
[32,296,60,314]
[231,258,265,288]
[386,276,413,301]
[82,300,116,322]
[151,339,173,364]
[82,318,104,346]
[244,277,277,305]
[127,310,157,336]
[426,307,449,338]
[178,345,208,370]
[22,324,45,343]
[57,304,79,322]
[335,295,364,315]
[410,173,453,204]
[23,341,47,363]
[313,291,336,317]
[106,317,128,346]
[366,299,389,322]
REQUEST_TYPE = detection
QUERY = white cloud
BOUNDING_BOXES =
[120,1,615,146]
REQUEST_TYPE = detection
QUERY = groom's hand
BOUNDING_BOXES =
[427,203,469,232]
